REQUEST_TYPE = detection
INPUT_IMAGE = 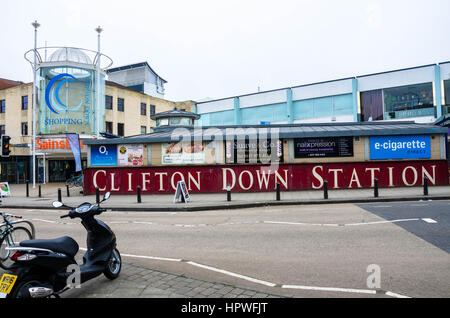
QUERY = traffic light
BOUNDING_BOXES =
[1,135,11,157]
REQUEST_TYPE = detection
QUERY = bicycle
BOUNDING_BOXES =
[0,212,35,269]
[65,174,83,188]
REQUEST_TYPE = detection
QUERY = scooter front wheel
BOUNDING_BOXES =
[104,248,121,280]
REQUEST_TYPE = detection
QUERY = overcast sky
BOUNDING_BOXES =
[1,0,449,102]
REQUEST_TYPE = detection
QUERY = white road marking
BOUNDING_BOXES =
[187,261,277,287]
[345,218,420,226]
[120,253,182,263]
[264,221,339,227]
[281,284,376,295]
[422,218,438,224]
[385,291,411,298]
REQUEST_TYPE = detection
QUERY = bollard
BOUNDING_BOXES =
[58,188,62,203]
[424,176,428,196]
[324,180,328,199]
[38,185,42,198]
[374,179,379,198]
[276,183,281,201]
[26,180,29,197]
[227,185,231,202]
[96,187,100,204]
[137,185,142,203]
[66,184,70,197]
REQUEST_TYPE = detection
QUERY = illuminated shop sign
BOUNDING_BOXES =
[369,135,431,160]
[90,144,117,167]
[294,137,353,158]
[118,144,144,167]
[162,142,205,165]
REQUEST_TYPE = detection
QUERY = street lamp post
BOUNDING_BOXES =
[31,20,40,189]
[95,26,103,138]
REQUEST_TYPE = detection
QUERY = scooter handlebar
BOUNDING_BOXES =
[60,214,70,219]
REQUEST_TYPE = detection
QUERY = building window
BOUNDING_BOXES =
[141,126,147,134]
[22,96,28,110]
[105,121,113,134]
[0,125,5,136]
[443,80,450,115]
[0,100,5,113]
[105,95,113,110]
[117,123,124,137]
[150,105,156,116]
[118,98,124,112]
[21,122,28,136]
[383,83,434,120]
[141,103,147,116]
[360,90,383,121]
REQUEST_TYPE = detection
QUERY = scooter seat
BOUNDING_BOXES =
[20,236,79,257]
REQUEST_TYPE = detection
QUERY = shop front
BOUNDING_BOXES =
[35,136,89,183]
[0,156,30,184]
[82,122,449,194]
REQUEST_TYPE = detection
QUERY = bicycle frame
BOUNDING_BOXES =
[0,217,36,241]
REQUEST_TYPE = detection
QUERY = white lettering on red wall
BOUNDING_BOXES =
[84,161,448,194]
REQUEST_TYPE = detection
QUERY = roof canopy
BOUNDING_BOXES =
[85,121,447,145]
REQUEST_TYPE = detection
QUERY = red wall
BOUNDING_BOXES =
[83,160,449,194]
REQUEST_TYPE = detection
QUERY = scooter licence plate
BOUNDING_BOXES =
[0,274,17,298]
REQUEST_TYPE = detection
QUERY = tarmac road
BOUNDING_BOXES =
[2,200,449,298]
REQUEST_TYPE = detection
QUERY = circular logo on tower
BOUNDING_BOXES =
[45,73,83,114]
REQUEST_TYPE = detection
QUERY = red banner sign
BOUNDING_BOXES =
[83,160,449,194]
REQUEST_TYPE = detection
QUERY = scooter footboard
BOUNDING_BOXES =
[79,263,106,283]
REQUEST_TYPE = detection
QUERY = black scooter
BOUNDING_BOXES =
[5,192,121,298]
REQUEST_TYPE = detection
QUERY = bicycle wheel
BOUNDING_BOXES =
[0,227,32,269]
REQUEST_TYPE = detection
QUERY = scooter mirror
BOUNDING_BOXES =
[103,192,111,201]
[52,201,64,208]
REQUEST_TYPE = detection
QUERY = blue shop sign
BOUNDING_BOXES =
[91,144,118,166]
[369,135,431,160]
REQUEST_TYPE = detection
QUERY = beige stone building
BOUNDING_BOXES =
[0,77,195,183]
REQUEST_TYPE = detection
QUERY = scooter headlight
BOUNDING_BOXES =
[75,204,92,213]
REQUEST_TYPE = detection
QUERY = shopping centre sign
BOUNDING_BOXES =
[39,66,101,135]
[83,160,448,194]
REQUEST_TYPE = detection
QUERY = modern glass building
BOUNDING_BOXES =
[195,62,450,126]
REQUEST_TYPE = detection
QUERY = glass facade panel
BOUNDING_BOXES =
[241,103,287,124]
[200,110,235,126]
[293,99,313,120]
[383,83,434,120]
[38,66,105,135]
[333,94,353,115]
[313,97,333,118]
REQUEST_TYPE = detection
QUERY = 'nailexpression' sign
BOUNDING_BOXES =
[294,137,353,158]
[370,135,431,160]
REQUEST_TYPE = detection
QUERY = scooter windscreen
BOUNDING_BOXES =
[75,203,94,213]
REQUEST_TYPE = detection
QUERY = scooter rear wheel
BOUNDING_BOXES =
[104,248,121,280]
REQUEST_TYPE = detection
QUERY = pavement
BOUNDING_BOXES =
[0,261,288,299]
[61,261,289,299]
[1,182,450,212]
